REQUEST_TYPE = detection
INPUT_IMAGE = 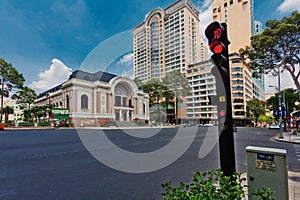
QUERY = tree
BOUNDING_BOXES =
[246,99,266,127]
[162,70,191,124]
[1,106,14,123]
[162,70,190,99]
[258,115,274,125]
[133,77,142,88]
[0,58,25,122]
[266,88,299,115]
[141,79,175,124]
[15,86,37,110]
[240,12,300,94]
[141,79,174,107]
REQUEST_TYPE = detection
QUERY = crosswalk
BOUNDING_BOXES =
[294,144,300,162]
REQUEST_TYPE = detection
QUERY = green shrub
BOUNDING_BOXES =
[3,123,14,127]
[251,188,276,200]
[161,169,275,200]
[37,122,50,126]
[18,122,34,126]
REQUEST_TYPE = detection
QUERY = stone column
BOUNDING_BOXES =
[119,109,123,121]
[107,93,111,114]
[97,92,101,113]
[127,110,130,122]
[73,90,77,112]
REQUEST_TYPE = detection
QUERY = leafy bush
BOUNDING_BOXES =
[3,122,14,127]
[37,122,50,126]
[18,122,34,126]
[161,169,275,200]
[251,188,276,200]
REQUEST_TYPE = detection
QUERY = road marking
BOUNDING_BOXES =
[298,159,300,162]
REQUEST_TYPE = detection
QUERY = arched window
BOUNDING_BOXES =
[81,94,88,109]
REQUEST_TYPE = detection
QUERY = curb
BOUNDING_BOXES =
[273,133,300,144]
[1,127,56,131]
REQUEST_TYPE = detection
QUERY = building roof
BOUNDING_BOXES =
[37,70,117,99]
[37,84,63,99]
[70,70,117,82]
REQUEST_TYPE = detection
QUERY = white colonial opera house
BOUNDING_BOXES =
[34,70,150,127]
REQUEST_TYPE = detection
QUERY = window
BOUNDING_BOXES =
[115,96,121,106]
[123,97,127,107]
[81,94,88,109]
[232,59,242,63]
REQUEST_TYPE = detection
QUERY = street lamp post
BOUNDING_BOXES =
[270,68,283,138]
[277,66,284,139]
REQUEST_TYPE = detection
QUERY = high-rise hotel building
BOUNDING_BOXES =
[212,0,254,54]
[133,0,208,83]
[211,0,265,125]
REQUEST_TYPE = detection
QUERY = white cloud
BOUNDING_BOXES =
[197,1,213,40]
[199,4,213,40]
[277,0,300,14]
[118,53,134,66]
[198,0,213,9]
[30,58,72,91]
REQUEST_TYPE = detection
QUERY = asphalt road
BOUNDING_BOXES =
[0,127,299,200]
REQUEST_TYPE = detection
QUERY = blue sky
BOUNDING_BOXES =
[0,0,299,93]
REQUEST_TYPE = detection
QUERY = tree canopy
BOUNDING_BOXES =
[0,58,25,96]
[266,88,299,115]
[240,11,300,93]
[15,86,37,110]
[0,58,25,122]
[141,79,174,107]
[246,98,266,127]
[162,70,191,102]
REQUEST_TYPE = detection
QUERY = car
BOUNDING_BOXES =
[204,123,214,127]
[269,123,280,130]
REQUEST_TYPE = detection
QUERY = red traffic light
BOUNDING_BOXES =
[205,22,229,45]
[209,40,224,54]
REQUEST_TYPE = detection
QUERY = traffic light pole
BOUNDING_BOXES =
[205,22,236,177]
[219,69,236,177]
[218,23,236,177]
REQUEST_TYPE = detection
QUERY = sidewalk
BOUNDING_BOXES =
[241,171,300,200]
[273,132,300,199]
[274,131,300,144]
[2,126,56,131]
